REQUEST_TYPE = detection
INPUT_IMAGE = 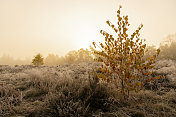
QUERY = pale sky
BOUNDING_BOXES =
[0,0,176,59]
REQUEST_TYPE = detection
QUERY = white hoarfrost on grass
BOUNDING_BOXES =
[0,61,176,117]
[154,59,176,81]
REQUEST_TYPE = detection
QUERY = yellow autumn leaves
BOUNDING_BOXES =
[90,6,162,97]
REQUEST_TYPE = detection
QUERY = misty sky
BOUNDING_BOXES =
[0,0,176,59]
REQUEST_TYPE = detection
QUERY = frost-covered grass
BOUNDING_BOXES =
[0,61,176,117]
[154,59,176,81]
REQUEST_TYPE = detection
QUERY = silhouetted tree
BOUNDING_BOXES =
[77,48,94,63]
[65,50,77,63]
[32,53,44,66]
[65,48,94,64]
[45,54,60,66]
[159,34,176,60]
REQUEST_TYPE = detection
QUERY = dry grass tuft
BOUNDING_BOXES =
[0,61,176,116]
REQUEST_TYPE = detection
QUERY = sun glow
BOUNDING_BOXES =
[0,0,176,59]
[73,20,99,50]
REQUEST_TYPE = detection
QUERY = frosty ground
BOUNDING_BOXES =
[0,60,176,117]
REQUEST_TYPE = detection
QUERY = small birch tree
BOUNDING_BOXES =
[90,6,162,97]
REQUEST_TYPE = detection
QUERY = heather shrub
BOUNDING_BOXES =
[0,86,22,117]
[25,68,58,96]
[40,72,118,116]
[154,60,176,82]
[0,63,176,116]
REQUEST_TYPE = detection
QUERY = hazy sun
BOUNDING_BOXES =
[74,21,99,50]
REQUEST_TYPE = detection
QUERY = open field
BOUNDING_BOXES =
[0,60,176,117]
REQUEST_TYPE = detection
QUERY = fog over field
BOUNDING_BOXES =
[0,0,176,60]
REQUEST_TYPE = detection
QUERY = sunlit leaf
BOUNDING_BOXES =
[90,5,161,98]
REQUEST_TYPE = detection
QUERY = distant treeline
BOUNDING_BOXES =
[1,34,176,66]
[44,48,94,65]
[0,55,31,65]
[0,48,94,66]
[145,33,176,61]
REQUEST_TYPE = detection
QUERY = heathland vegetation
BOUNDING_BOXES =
[0,6,176,117]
